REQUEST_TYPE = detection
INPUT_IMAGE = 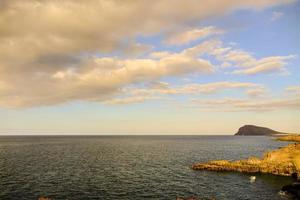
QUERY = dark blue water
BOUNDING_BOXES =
[0,135,294,200]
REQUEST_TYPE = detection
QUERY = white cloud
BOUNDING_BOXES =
[271,11,284,21]
[104,81,265,105]
[121,43,153,57]
[0,52,213,107]
[193,97,300,112]
[188,39,295,75]
[0,0,296,107]
[231,55,295,75]
[286,86,300,95]
[103,96,159,105]
[149,51,173,59]
[164,26,224,45]
[246,88,267,97]
[178,82,262,94]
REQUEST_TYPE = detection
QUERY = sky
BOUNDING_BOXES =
[0,0,299,135]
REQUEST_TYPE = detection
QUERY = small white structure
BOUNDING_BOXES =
[249,176,256,183]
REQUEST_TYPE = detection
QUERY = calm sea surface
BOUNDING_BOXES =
[0,135,294,200]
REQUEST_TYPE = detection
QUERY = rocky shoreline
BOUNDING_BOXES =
[277,135,300,143]
[192,134,300,199]
[192,142,300,177]
[192,135,300,177]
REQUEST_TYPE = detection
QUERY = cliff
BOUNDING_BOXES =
[235,125,283,136]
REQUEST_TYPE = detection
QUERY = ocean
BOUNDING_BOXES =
[0,135,294,200]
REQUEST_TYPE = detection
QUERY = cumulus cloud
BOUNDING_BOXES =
[0,52,213,107]
[1,0,293,57]
[188,39,295,75]
[0,0,296,107]
[164,26,224,45]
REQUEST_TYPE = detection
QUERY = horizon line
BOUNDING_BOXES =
[0,133,235,136]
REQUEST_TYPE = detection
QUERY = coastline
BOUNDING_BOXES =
[192,135,300,177]
[192,143,300,177]
[192,134,300,198]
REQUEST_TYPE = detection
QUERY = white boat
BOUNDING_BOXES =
[249,176,256,183]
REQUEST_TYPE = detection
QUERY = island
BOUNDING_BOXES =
[234,125,285,136]
[192,125,300,199]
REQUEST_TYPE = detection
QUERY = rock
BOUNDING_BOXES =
[277,134,300,142]
[176,197,216,200]
[176,197,199,200]
[38,198,53,200]
[193,133,300,199]
[192,143,300,178]
[281,180,300,200]
[234,125,284,136]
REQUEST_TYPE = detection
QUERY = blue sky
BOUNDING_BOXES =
[0,0,299,134]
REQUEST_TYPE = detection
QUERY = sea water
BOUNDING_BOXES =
[0,135,294,200]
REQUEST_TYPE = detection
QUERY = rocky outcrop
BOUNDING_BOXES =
[281,180,300,200]
[192,142,300,178]
[277,134,300,142]
[192,134,300,198]
[38,198,53,200]
[176,197,216,200]
[235,125,283,136]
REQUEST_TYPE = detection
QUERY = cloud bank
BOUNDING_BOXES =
[0,0,296,108]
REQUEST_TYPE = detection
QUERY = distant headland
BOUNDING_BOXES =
[234,125,286,136]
